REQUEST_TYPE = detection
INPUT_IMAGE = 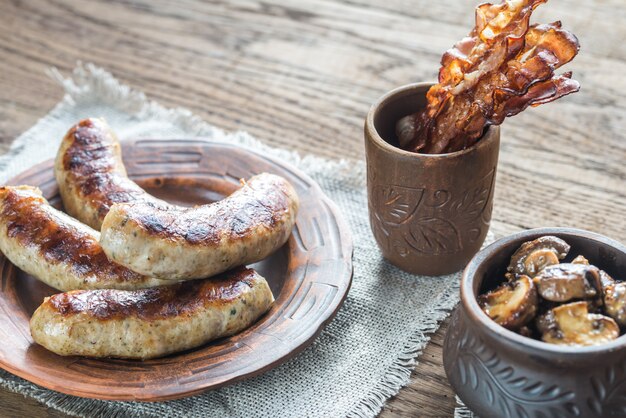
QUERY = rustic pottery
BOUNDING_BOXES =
[444,227,626,418]
[0,140,353,401]
[364,82,500,276]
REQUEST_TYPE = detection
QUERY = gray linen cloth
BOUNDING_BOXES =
[0,64,486,417]
[455,397,477,418]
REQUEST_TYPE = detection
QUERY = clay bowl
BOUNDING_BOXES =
[364,82,500,276]
[444,227,626,418]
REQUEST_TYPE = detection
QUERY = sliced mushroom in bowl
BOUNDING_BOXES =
[478,275,537,330]
[505,236,570,281]
[477,235,624,346]
[536,301,619,346]
[604,282,626,327]
[534,263,603,304]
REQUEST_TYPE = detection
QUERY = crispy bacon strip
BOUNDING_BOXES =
[397,0,580,154]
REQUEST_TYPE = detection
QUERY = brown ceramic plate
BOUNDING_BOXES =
[0,139,353,401]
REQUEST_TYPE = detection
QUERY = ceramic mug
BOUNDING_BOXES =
[364,82,500,275]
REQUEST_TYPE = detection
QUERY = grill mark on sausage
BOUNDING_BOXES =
[61,119,296,250]
[47,267,259,320]
[125,175,293,245]
[61,118,166,222]
[0,187,149,284]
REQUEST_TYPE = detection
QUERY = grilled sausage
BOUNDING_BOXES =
[100,173,299,280]
[55,118,167,230]
[30,267,274,359]
[0,186,167,291]
[56,118,299,281]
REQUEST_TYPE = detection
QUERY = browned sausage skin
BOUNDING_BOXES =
[0,186,165,290]
[55,118,167,230]
[30,267,274,359]
[101,173,299,280]
[57,118,300,282]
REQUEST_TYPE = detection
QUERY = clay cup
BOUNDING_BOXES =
[364,82,500,276]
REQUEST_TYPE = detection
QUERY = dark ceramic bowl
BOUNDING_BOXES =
[364,82,500,276]
[444,227,626,418]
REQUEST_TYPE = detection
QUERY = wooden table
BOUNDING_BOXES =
[0,0,624,416]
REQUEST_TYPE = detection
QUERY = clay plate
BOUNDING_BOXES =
[0,140,353,401]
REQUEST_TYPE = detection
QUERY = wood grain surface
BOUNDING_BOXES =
[0,0,624,416]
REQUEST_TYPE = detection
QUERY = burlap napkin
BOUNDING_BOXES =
[455,397,477,417]
[0,64,487,417]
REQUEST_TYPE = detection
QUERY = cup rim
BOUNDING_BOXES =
[462,227,626,356]
[365,82,500,158]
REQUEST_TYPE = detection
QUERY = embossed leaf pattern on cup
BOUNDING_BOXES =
[374,185,425,224]
[372,168,495,255]
[403,217,461,254]
[373,185,461,255]
[451,322,580,418]
[371,211,411,257]
[588,361,626,416]
[449,168,496,223]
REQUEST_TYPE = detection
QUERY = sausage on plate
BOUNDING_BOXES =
[0,185,167,291]
[100,173,299,280]
[56,118,300,281]
[30,267,274,359]
[55,118,168,230]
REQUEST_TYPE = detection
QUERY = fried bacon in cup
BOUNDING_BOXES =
[396,0,580,154]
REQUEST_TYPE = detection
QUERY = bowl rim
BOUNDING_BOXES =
[462,227,626,355]
[364,81,500,159]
